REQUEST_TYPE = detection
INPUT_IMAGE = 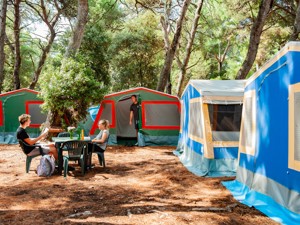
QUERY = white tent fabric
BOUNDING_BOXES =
[190,80,246,97]
[189,80,245,105]
[176,79,246,177]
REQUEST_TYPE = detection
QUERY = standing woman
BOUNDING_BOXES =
[92,119,110,152]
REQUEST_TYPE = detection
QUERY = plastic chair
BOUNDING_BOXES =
[91,135,109,168]
[95,150,105,167]
[18,139,44,173]
[61,140,87,178]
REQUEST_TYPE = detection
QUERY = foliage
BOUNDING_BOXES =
[79,0,124,86]
[39,56,107,126]
[108,11,164,91]
[2,30,42,91]
[1,0,300,97]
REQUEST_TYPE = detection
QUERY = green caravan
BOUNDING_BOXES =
[89,87,180,146]
[0,89,47,144]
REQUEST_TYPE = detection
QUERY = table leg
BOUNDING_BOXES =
[55,143,63,175]
[85,143,93,171]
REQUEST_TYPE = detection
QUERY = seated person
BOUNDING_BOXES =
[87,120,109,168]
[16,114,58,160]
[91,119,110,152]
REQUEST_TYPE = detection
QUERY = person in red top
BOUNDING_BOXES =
[16,114,58,160]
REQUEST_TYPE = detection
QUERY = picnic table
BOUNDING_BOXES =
[52,137,91,175]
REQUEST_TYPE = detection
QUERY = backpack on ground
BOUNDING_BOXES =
[37,155,55,177]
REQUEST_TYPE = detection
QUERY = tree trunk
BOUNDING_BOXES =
[13,0,21,90]
[0,0,7,93]
[289,0,300,41]
[29,34,56,89]
[45,0,89,129]
[214,41,231,75]
[236,0,274,80]
[64,0,88,58]
[176,0,204,97]
[156,0,191,93]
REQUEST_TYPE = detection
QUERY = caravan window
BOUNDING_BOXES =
[142,101,180,129]
[208,104,242,132]
[239,91,256,156]
[208,104,242,141]
[180,100,184,133]
[188,99,204,142]
[90,100,115,135]
[294,92,300,161]
[25,101,47,127]
[289,83,300,171]
[100,101,113,127]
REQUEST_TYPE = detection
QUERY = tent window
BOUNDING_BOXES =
[180,100,184,132]
[208,104,242,132]
[100,102,112,123]
[294,92,300,161]
[143,102,180,128]
[189,100,203,140]
[289,83,300,171]
[241,96,253,147]
[0,101,2,126]
[26,102,47,127]
[239,91,256,156]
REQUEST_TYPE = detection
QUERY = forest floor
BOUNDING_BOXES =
[0,144,279,225]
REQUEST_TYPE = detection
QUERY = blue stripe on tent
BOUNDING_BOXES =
[239,152,256,172]
[213,147,238,159]
[222,180,300,225]
[187,137,204,155]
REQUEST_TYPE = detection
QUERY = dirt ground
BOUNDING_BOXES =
[0,144,279,225]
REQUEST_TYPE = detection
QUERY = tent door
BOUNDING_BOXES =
[116,95,140,144]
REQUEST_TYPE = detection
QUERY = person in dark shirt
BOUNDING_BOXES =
[16,114,58,159]
[129,95,140,138]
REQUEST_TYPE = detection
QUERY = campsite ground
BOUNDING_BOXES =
[0,144,279,225]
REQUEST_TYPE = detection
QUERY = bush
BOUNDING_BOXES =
[39,56,107,127]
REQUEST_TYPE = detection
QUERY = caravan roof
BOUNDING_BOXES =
[189,80,246,97]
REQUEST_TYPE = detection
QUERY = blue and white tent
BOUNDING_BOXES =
[223,42,300,224]
[175,79,246,177]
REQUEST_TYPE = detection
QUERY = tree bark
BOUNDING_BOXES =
[215,40,231,74]
[29,34,56,89]
[13,0,21,90]
[64,0,88,58]
[289,0,300,41]
[236,0,274,80]
[176,0,204,97]
[0,0,7,93]
[156,0,191,93]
